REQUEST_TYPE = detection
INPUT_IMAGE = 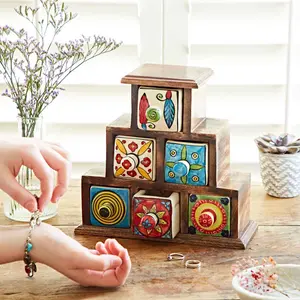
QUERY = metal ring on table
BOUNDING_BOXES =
[185,259,201,269]
[167,253,185,261]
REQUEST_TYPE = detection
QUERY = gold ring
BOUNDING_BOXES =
[185,259,201,269]
[167,253,185,261]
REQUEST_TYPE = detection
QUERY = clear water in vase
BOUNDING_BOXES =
[3,116,58,222]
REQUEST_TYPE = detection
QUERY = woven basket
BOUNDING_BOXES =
[259,152,300,198]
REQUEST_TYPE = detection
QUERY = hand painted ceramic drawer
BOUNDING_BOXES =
[90,186,130,228]
[133,190,180,239]
[188,194,231,237]
[137,86,182,132]
[164,140,208,186]
[113,135,156,181]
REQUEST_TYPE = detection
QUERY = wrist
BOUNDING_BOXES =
[28,222,48,264]
[0,226,29,264]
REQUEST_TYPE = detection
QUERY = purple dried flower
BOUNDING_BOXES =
[0,0,121,119]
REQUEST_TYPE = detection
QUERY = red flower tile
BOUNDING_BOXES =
[122,159,132,170]
[128,142,138,152]
[115,153,122,164]
[141,157,151,167]
[127,170,137,177]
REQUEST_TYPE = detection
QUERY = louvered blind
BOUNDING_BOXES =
[189,0,290,182]
[0,0,164,178]
[162,0,290,183]
[0,0,296,183]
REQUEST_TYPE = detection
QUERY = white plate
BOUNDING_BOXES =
[232,264,300,300]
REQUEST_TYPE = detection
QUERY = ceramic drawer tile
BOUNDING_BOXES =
[137,87,182,132]
[113,135,156,181]
[90,186,130,228]
[188,194,231,237]
[132,190,180,239]
[164,140,208,186]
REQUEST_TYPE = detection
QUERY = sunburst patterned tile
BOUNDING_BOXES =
[132,190,180,239]
[113,136,156,181]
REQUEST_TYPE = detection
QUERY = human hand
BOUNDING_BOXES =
[31,223,131,287]
[0,138,71,212]
[94,238,132,287]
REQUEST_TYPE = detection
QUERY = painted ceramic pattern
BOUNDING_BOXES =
[113,135,156,181]
[133,198,172,238]
[188,194,231,237]
[165,141,207,186]
[137,87,182,132]
[90,186,130,228]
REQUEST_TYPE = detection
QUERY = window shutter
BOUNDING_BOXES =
[0,0,294,182]
[163,0,290,183]
[0,0,163,178]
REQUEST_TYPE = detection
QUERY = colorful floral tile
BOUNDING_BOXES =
[137,87,182,132]
[113,135,156,181]
[188,194,231,237]
[164,140,208,186]
[133,190,180,239]
[90,186,130,228]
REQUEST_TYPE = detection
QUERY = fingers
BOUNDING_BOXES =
[72,250,131,287]
[68,241,130,287]
[104,239,131,286]
[0,165,37,212]
[95,242,108,254]
[46,142,70,160]
[39,146,71,203]
[20,144,54,211]
[104,239,125,256]
[115,248,131,286]
[77,253,122,272]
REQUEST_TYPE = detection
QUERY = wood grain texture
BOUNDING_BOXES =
[180,192,189,234]
[75,222,257,250]
[1,183,298,227]
[107,114,230,187]
[130,85,139,130]
[80,171,255,248]
[82,170,237,197]
[216,121,230,184]
[208,141,217,187]
[238,174,251,238]
[156,136,165,184]
[193,118,230,186]
[0,185,299,300]
[81,179,91,226]
[121,63,213,89]
[105,128,114,179]
[182,89,192,133]
[230,195,239,239]
[130,87,204,135]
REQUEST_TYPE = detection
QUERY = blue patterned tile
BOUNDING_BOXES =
[90,186,130,228]
[164,141,208,186]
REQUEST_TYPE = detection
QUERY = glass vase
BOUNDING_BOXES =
[3,116,58,222]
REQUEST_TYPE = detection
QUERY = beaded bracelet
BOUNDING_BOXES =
[24,209,41,277]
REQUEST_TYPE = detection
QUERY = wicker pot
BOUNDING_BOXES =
[259,152,300,198]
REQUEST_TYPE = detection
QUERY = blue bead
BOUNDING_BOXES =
[26,243,33,252]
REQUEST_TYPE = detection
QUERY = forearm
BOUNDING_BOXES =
[0,225,29,264]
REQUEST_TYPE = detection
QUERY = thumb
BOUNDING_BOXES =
[80,253,122,271]
[0,165,38,212]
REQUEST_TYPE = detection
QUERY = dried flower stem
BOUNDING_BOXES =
[0,0,122,123]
